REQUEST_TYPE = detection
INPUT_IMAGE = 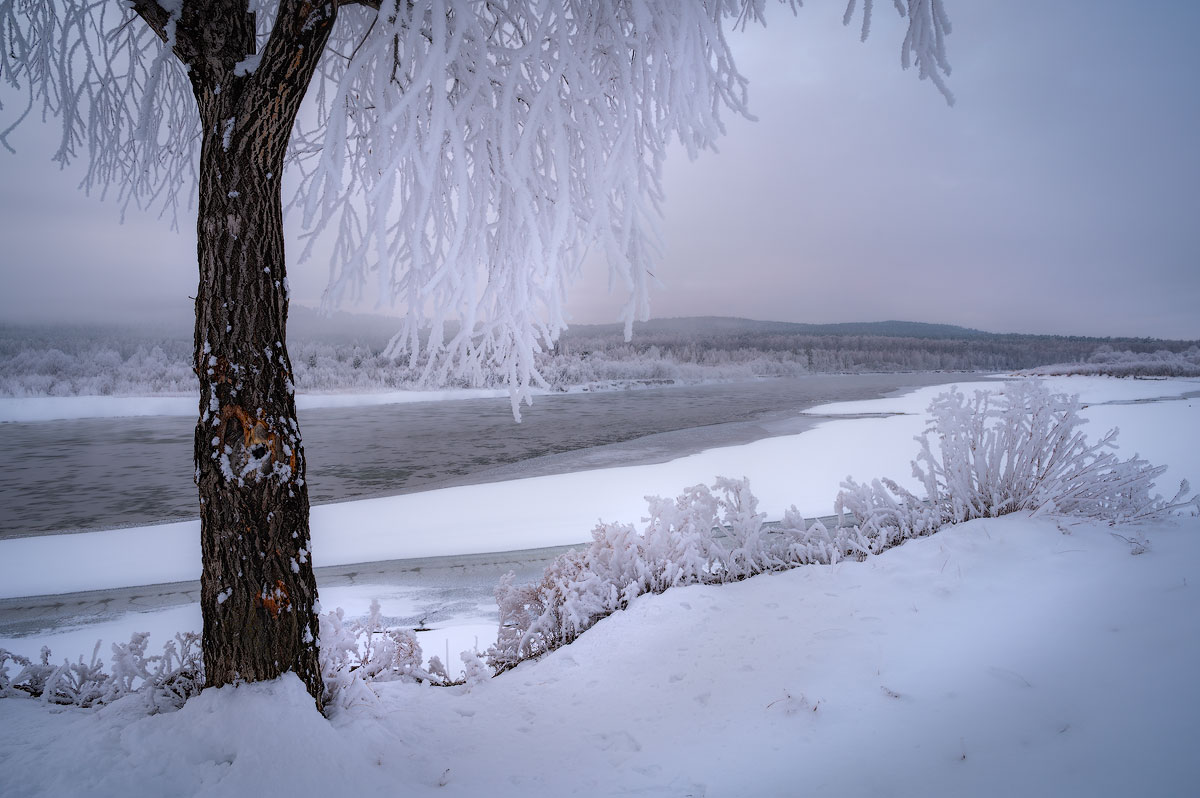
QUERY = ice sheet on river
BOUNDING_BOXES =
[1,376,1195,600]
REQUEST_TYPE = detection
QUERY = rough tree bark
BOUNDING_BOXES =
[132,0,341,706]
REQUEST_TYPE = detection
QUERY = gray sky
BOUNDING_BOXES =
[1,1,1197,339]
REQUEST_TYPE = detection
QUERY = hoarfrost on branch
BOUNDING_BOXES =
[0,0,952,409]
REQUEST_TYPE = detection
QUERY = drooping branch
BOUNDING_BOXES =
[1,0,954,400]
[289,1,765,415]
[282,0,953,416]
[0,0,200,223]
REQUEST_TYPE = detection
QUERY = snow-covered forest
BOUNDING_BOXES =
[1021,344,1200,378]
[3,316,1196,397]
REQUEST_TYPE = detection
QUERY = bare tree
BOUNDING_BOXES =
[0,0,951,706]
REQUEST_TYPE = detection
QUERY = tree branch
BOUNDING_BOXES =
[128,0,201,66]
[127,0,171,40]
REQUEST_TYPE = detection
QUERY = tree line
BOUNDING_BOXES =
[3,320,1196,398]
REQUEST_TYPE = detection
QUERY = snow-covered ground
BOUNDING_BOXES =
[1,376,1197,796]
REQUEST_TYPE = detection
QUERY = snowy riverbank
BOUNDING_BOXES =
[3,518,1198,796]
[1,375,1193,600]
[1,375,1197,796]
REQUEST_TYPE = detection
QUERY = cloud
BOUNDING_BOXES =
[2,1,1197,339]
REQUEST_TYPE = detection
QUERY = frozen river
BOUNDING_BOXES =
[0,372,971,656]
[0,373,960,540]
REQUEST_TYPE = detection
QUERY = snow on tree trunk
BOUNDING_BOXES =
[181,1,338,706]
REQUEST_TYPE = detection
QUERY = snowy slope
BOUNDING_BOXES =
[2,514,1197,796]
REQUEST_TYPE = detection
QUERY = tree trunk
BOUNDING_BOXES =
[192,113,323,702]
[144,0,341,707]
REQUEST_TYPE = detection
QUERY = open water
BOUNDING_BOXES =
[0,373,961,539]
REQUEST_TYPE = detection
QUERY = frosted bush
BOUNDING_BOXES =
[315,599,494,709]
[318,599,442,709]
[0,649,22,697]
[489,478,854,672]
[3,599,478,716]
[492,380,1197,672]
[0,632,202,712]
[426,655,451,684]
[460,651,490,690]
[833,478,941,555]
[839,380,1198,539]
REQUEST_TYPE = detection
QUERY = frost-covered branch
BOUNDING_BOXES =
[0,0,199,225]
[839,380,1200,536]
[291,0,763,412]
[2,0,954,404]
[0,632,202,712]
[488,478,860,671]
[292,0,953,410]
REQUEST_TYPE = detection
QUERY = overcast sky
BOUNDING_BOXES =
[1,1,1197,339]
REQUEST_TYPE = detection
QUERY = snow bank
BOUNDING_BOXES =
[2,376,1196,599]
[0,675,387,796]
[3,515,1197,796]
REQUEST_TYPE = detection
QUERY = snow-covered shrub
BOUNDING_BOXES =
[4,601,473,715]
[489,478,855,672]
[460,650,490,689]
[838,380,1198,541]
[426,654,451,684]
[0,632,202,712]
[0,649,21,697]
[833,478,942,555]
[492,380,1197,673]
[0,648,53,699]
[318,599,454,709]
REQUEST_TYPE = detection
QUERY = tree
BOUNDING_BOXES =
[0,0,951,706]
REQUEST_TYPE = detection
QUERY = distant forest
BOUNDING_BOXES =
[1,314,1197,397]
[558,318,1199,373]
